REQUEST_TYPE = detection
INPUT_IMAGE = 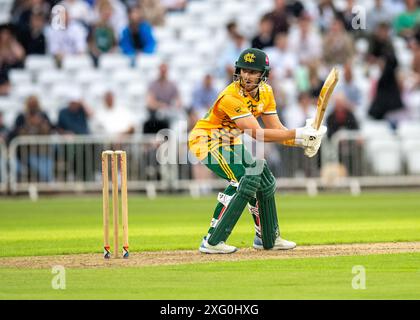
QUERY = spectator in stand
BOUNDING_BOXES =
[140,0,166,26]
[368,22,395,61]
[91,91,136,135]
[316,0,337,33]
[326,92,359,139]
[413,26,420,79]
[160,0,187,13]
[89,0,117,64]
[393,0,420,39]
[282,91,316,129]
[45,10,88,64]
[322,14,355,67]
[340,0,358,32]
[12,0,50,32]
[59,0,93,27]
[92,0,128,37]
[143,63,181,133]
[337,61,362,108]
[0,25,25,96]
[251,14,274,50]
[286,0,305,18]
[265,32,298,80]
[266,0,291,36]
[218,32,249,84]
[57,91,92,135]
[288,11,323,65]
[367,0,394,33]
[190,74,218,119]
[119,6,156,56]
[0,111,8,144]
[17,11,46,55]
[326,92,361,175]
[8,95,54,181]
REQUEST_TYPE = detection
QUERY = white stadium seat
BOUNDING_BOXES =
[135,54,162,71]
[8,69,32,85]
[360,120,394,138]
[112,69,143,89]
[25,55,56,72]
[61,55,94,71]
[98,53,132,71]
[12,84,42,101]
[401,140,420,175]
[366,138,402,175]
[74,69,105,87]
[397,121,420,138]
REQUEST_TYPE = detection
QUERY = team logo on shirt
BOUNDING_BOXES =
[235,106,242,113]
[244,53,256,63]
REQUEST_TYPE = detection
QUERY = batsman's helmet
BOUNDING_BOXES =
[234,48,270,82]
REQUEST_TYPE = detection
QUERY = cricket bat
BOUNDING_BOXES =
[313,67,340,130]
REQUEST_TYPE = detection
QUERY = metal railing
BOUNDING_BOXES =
[4,131,420,195]
[0,141,7,193]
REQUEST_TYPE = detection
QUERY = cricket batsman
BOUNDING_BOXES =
[188,48,327,254]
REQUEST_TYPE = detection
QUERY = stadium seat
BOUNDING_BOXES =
[61,55,94,72]
[51,83,83,109]
[135,54,162,71]
[360,120,394,138]
[0,96,20,127]
[37,70,69,87]
[112,69,143,90]
[8,69,32,86]
[11,84,42,101]
[74,69,105,87]
[25,55,56,72]
[180,28,212,44]
[366,138,402,175]
[397,121,420,138]
[99,53,132,71]
[401,140,420,175]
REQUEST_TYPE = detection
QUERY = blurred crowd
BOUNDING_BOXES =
[0,0,419,149]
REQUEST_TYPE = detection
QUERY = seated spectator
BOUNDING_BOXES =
[190,74,218,118]
[92,0,128,37]
[119,6,156,56]
[140,0,166,26]
[393,0,420,39]
[266,0,291,35]
[57,92,92,135]
[89,0,117,63]
[160,0,187,13]
[322,14,354,67]
[367,0,394,32]
[12,0,50,31]
[0,24,25,96]
[265,33,298,80]
[59,0,93,27]
[17,11,46,55]
[0,111,8,144]
[144,63,181,133]
[326,93,361,175]
[251,14,274,50]
[8,95,54,181]
[218,32,249,83]
[283,91,316,129]
[45,10,88,63]
[316,0,338,33]
[288,12,323,65]
[337,61,362,108]
[91,91,136,135]
[368,22,395,62]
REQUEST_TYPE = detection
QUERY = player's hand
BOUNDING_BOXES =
[304,138,322,158]
[294,125,327,148]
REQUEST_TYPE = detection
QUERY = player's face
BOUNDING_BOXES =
[240,69,262,92]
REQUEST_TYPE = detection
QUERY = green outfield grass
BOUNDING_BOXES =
[0,192,419,299]
[1,253,419,299]
[0,193,419,257]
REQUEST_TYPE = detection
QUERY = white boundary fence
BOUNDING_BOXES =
[0,141,7,193]
[4,131,420,195]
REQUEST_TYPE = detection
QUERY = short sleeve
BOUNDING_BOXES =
[263,88,277,115]
[218,95,252,120]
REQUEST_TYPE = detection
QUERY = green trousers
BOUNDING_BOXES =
[202,144,261,239]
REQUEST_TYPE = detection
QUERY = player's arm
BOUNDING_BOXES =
[234,115,295,143]
[261,113,288,130]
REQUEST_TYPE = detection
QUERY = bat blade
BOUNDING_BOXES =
[313,67,339,130]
